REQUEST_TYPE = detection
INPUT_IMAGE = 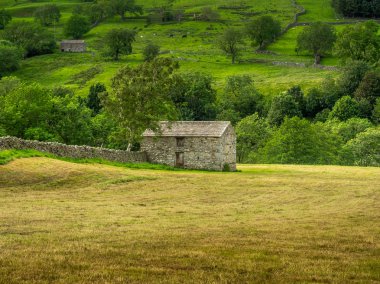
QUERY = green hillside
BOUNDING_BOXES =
[0,0,346,95]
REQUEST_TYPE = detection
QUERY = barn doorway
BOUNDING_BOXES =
[175,152,184,167]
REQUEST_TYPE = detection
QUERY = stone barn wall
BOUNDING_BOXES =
[221,125,237,171]
[0,136,147,163]
[141,136,230,171]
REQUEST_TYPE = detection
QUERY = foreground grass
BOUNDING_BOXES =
[0,157,379,283]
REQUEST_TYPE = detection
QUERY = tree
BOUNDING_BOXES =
[235,113,271,162]
[3,21,56,57]
[219,28,243,64]
[338,60,370,97]
[0,9,12,30]
[329,96,360,121]
[85,0,113,26]
[101,58,179,149]
[332,0,380,18]
[335,21,380,64]
[104,29,136,60]
[246,16,281,50]
[0,41,23,78]
[267,93,302,126]
[326,117,373,143]
[296,22,336,65]
[169,72,217,121]
[0,83,93,144]
[0,76,21,97]
[87,83,107,115]
[354,71,380,105]
[217,75,264,124]
[33,4,61,26]
[341,126,380,166]
[143,42,160,62]
[257,117,340,164]
[372,98,380,124]
[64,14,91,39]
[110,0,143,21]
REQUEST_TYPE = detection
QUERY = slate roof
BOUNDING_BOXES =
[143,121,231,138]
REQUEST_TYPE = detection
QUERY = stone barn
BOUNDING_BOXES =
[60,40,86,52]
[141,121,236,171]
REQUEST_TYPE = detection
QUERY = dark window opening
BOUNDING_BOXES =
[176,137,185,147]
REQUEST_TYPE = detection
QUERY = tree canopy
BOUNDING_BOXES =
[246,16,281,49]
[104,28,137,60]
[335,21,380,64]
[218,28,243,64]
[102,58,179,149]
[297,22,336,65]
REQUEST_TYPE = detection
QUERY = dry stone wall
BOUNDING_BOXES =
[0,136,147,163]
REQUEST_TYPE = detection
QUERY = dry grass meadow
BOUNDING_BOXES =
[0,157,379,283]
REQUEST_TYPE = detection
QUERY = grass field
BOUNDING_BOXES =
[0,156,379,283]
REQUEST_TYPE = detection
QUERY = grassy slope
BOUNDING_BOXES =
[0,157,379,282]
[1,0,341,95]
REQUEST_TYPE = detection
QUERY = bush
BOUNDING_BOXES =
[143,43,160,62]
[267,93,302,126]
[3,21,56,57]
[0,9,12,30]
[0,41,23,77]
[217,75,264,124]
[65,14,90,39]
[257,117,340,164]
[329,96,360,121]
[327,117,373,143]
[235,113,271,163]
[34,4,61,26]
[341,127,380,166]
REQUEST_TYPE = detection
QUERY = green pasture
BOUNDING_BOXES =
[0,0,361,96]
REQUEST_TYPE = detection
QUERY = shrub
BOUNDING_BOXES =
[3,21,56,57]
[65,14,90,39]
[341,127,380,166]
[329,96,360,121]
[143,43,160,62]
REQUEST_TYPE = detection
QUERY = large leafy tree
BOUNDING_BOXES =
[217,75,264,124]
[257,117,340,164]
[33,4,61,26]
[85,0,113,26]
[335,21,380,64]
[169,72,217,121]
[267,92,302,126]
[3,21,56,57]
[332,0,380,18]
[104,28,136,60]
[297,22,336,65]
[354,71,380,105]
[329,96,361,121]
[235,113,271,163]
[342,126,380,166]
[0,83,93,144]
[0,41,23,78]
[102,58,179,149]
[246,16,281,49]
[218,28,243,64]
[110,0,143,21]
[0,9,12,30]
[64,14,91,39]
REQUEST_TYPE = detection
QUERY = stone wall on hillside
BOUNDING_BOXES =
[0,136,147,164]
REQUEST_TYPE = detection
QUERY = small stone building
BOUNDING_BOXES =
[60,40,86,52]
[141,121,236,171]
